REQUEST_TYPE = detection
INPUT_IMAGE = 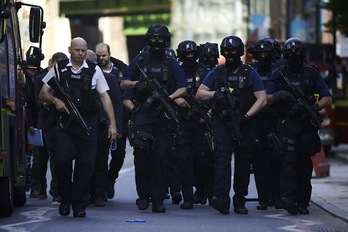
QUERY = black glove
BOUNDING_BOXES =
[310,103,320,112]
[214,90,225,104]
[289,102,304,116]
[134,81,148,95]
[273,90,291,103]
[165,96,172,103]
[239,114,250,125]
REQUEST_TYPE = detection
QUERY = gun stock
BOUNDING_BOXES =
[47,77,90,135]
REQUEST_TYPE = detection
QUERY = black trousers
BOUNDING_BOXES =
[50,114,98,211]
[278,124,313,206]
[212,118,255,208]
[133,122,173,206]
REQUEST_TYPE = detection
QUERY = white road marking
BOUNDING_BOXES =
[265,214,321,232]
[0,207,54,232]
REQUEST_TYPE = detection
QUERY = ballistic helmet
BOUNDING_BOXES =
[251,39,273,54]
[220,36,244,56]
[283,37,306,56]
[176,40,200,61]
[264,37,282,61]
[200,42,219,58]
[25,46,44,69]
[199,42,219,68]
[145,24,171,44]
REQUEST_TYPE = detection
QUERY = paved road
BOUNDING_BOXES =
[1,144,347,232]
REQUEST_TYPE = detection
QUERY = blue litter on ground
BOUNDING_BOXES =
[125,219,146,222]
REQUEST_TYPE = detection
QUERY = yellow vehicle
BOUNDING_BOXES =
[0,0,44,217]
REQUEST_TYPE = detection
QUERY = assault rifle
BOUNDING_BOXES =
[223,82,242,145]
[136,64,179,124]
[184,94,213,129]
[280,71,322,129]
[48,77,90,135]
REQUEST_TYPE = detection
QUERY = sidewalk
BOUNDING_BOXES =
[311,144,348,223]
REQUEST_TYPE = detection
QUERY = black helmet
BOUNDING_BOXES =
[25,46,44,69]
[199,42,219,68]
[200,42,219,58]
[146,24,171,44]
[264,37,282,61]
[248,39,275,68]
[220,36,244,56]
[176,40,200,61]
[253,39,273,53]
[283,37,306,55]
[283,38,307,68]
[146,24,170,57]
[264,38,281,51]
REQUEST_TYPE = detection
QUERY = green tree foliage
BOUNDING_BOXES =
[322,0,348,36]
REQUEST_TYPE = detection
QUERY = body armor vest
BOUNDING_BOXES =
[184,63,207,95]
[56,59,100,114]
[110,66,121,82]
[134,52,175,103]
[214,64,256,116]
[178,63,208,121]
[276,64,318,114]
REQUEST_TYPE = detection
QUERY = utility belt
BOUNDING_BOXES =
[208,137,233,152]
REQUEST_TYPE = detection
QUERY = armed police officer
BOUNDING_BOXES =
[121,24,188,213]
[169,40,211,208]
[196,36,266,215]
[266,38,332,215]
[39,37,117,217]
[247,38,281,210]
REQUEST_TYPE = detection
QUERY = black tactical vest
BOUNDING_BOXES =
[276,64,318,112]
[56,59,100,114]
[214,64,256,115]
[136,52,175,97]
[184,63,207,95]
[177,63,208,121]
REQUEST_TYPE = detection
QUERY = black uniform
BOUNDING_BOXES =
[122,24,188,213]
[199,36,265,215]
[106,60,129,199]
[34,70,60,200]
[90,71,123,205]
[266,38,332,215]
[247,39,280,210]
[43,58,105,215]
[168,40,211,209]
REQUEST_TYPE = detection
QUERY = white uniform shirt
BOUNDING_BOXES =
[42,58,110,94]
